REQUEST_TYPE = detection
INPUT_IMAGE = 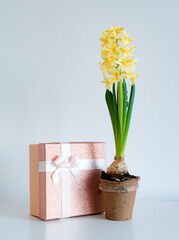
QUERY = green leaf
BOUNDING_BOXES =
[112,83,121,158]
[120,84,135,155]
[105,89,117,143]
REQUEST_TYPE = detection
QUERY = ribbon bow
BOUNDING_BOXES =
[51,156,81,186]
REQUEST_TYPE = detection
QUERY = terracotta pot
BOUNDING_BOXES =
[99,177,140,221]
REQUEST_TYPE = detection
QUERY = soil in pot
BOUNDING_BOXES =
[100,171,138,182]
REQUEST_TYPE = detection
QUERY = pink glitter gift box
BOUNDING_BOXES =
[29,142,106,220]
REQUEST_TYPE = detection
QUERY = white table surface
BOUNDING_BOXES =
[0,200,178,240]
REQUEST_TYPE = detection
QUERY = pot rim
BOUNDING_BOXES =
[99,177,140,194]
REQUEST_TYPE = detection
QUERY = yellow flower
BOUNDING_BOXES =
[123,69,139,84]
[106,25,124,38]
[108,67,123,82]
[99,62,113,72]
[101,72,113,90]
[100,26,138,88]
[105,26,115,35]
[102,56,115,67]
[120,46,136,57]
[100,32,112,46]
[99,62,107,72]
[116,56,133,69]
[101,48,111,59]
[107,41,120,57]
[119,30,134,46]
[113,25,125,38]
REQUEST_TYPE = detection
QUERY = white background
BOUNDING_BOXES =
[0,0,178,201]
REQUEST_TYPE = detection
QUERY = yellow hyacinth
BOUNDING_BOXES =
[99,25,138,89]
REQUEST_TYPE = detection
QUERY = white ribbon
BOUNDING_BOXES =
[38,143,105,218]
[39,155,81,186]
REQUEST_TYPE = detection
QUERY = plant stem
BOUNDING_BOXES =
[117,80,123,132]
[112,83,121,158]
[122,79,127,136]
